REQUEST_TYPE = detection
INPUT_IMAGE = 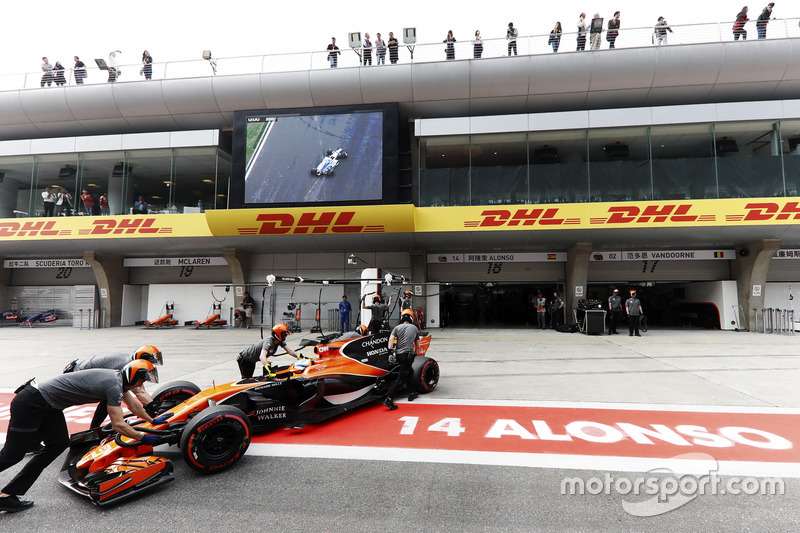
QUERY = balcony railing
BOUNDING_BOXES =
[3,19,800,91]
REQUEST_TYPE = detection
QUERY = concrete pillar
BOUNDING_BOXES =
[0,263,11,309]
[565,242,593,323]
[730,239,780,331]
[83,251,128,328]
[223,248,248,286]
[409,247,427,325]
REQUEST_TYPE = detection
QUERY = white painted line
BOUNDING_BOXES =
[247,442,800,478]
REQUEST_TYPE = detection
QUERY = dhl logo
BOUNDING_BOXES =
[239,211,384,235]
[601,204,713,224]
[80,218,172,235]
[466,209,580,228]
[0,220,68,237]
[727,202,800,222]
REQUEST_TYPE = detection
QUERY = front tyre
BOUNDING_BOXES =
[411,357,439,393]
[149,380,201,415]
[180,405,252,473]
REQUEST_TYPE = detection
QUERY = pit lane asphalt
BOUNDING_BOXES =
[1,325,799,531]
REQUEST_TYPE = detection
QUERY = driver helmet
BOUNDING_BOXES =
[372,295,382,303]
[403,290,412,298]
[272,323,291,342]
[121,360,158,389]
[400,309,415,323]
[355,324,369,335]
[132,345,163,366]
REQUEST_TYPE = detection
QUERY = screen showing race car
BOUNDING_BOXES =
[231,104,398,207]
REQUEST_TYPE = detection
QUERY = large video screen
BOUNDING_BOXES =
[231,104,398,207]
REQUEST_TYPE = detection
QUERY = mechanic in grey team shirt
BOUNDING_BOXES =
[0,360,168,513]
[236,323,297,378]
[383,308,421,410]
[64,344,164,426]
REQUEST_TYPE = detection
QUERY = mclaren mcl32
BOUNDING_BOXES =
[59,331,438,506]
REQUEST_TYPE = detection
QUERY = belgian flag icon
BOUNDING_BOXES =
[713,251,725,258]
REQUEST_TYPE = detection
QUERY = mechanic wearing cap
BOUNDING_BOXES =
[362,294,389,334]
[383,309,420,410]
[63,344,164,426]
[0,360,163,513]
[400,290,413,311]
[236,323,297,378]
[607,289,624,334]
[338,295,352,333]
[626,290,643,337]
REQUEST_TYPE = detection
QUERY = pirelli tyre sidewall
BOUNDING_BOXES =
[411,356,440,393]
[150,380,201,412]
[180,405,252,474]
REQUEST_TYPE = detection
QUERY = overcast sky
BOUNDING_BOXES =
[4,1,789,75]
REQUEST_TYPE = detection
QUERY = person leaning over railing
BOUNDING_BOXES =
[757,2,775,39]
[653,17,673,45]
[73,56,87,84]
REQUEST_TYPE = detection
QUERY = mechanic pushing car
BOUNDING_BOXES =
[383,309,421,411]
[63,344,164,427]
[0,360,165,513]
[236,323,298,378]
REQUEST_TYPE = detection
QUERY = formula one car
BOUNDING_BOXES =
[2,308,20,322]
[21,309,58,326]
[310,148,347,177]
[59,331,438,506]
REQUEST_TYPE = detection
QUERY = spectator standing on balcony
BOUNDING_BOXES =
[654,17,673,45]
[548,22,562,52]
[53,62,66,86]
[577,13,588,51]
[99,192,110,215]
[507,22,518,56]
[40,57,53,87]
[388,32,399,64]
[607,11,621,48]
[757,3,774,39]
[42,187,56,217]
[134,196,149,214]
[375,33,386,65]
[107,50,121,82]
[362,33,373,66]
[444,30,456,60]
[590,13,603,50]
[733,7,749,40]
[73,56,87,84]
[473,30,484,58]
[80,189,95,216]
[57,189,73,216]
[326,37,340,68]
[141,50,153,80]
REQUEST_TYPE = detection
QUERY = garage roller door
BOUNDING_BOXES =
[428,261,564,282]
[588,259,731,282]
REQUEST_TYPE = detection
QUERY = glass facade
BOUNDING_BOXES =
[418,120,798,206]
[0,146,231,218]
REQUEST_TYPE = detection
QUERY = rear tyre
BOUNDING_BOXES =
[150,380,201,414]
[180,405,252,473]
[410,357,439,393]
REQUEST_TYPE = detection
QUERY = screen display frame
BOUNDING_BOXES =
[231,103,398,208]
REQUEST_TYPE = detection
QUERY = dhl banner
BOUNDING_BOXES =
[1,199,799,242]
[414,199,800,232]
[0,214,212,241]
[204,205,415,236]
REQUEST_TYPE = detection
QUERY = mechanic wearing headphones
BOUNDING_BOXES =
[0,360,164,513]
[335,324,370,341]
[383,309,420,411]
[400,289,413,311]
[362,294,389,334]
[63,344,164,426]
[236,323,297,379]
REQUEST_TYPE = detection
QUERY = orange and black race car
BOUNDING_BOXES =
[59,331,438,506]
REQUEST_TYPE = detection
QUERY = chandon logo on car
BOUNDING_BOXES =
[359,336,389,348]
